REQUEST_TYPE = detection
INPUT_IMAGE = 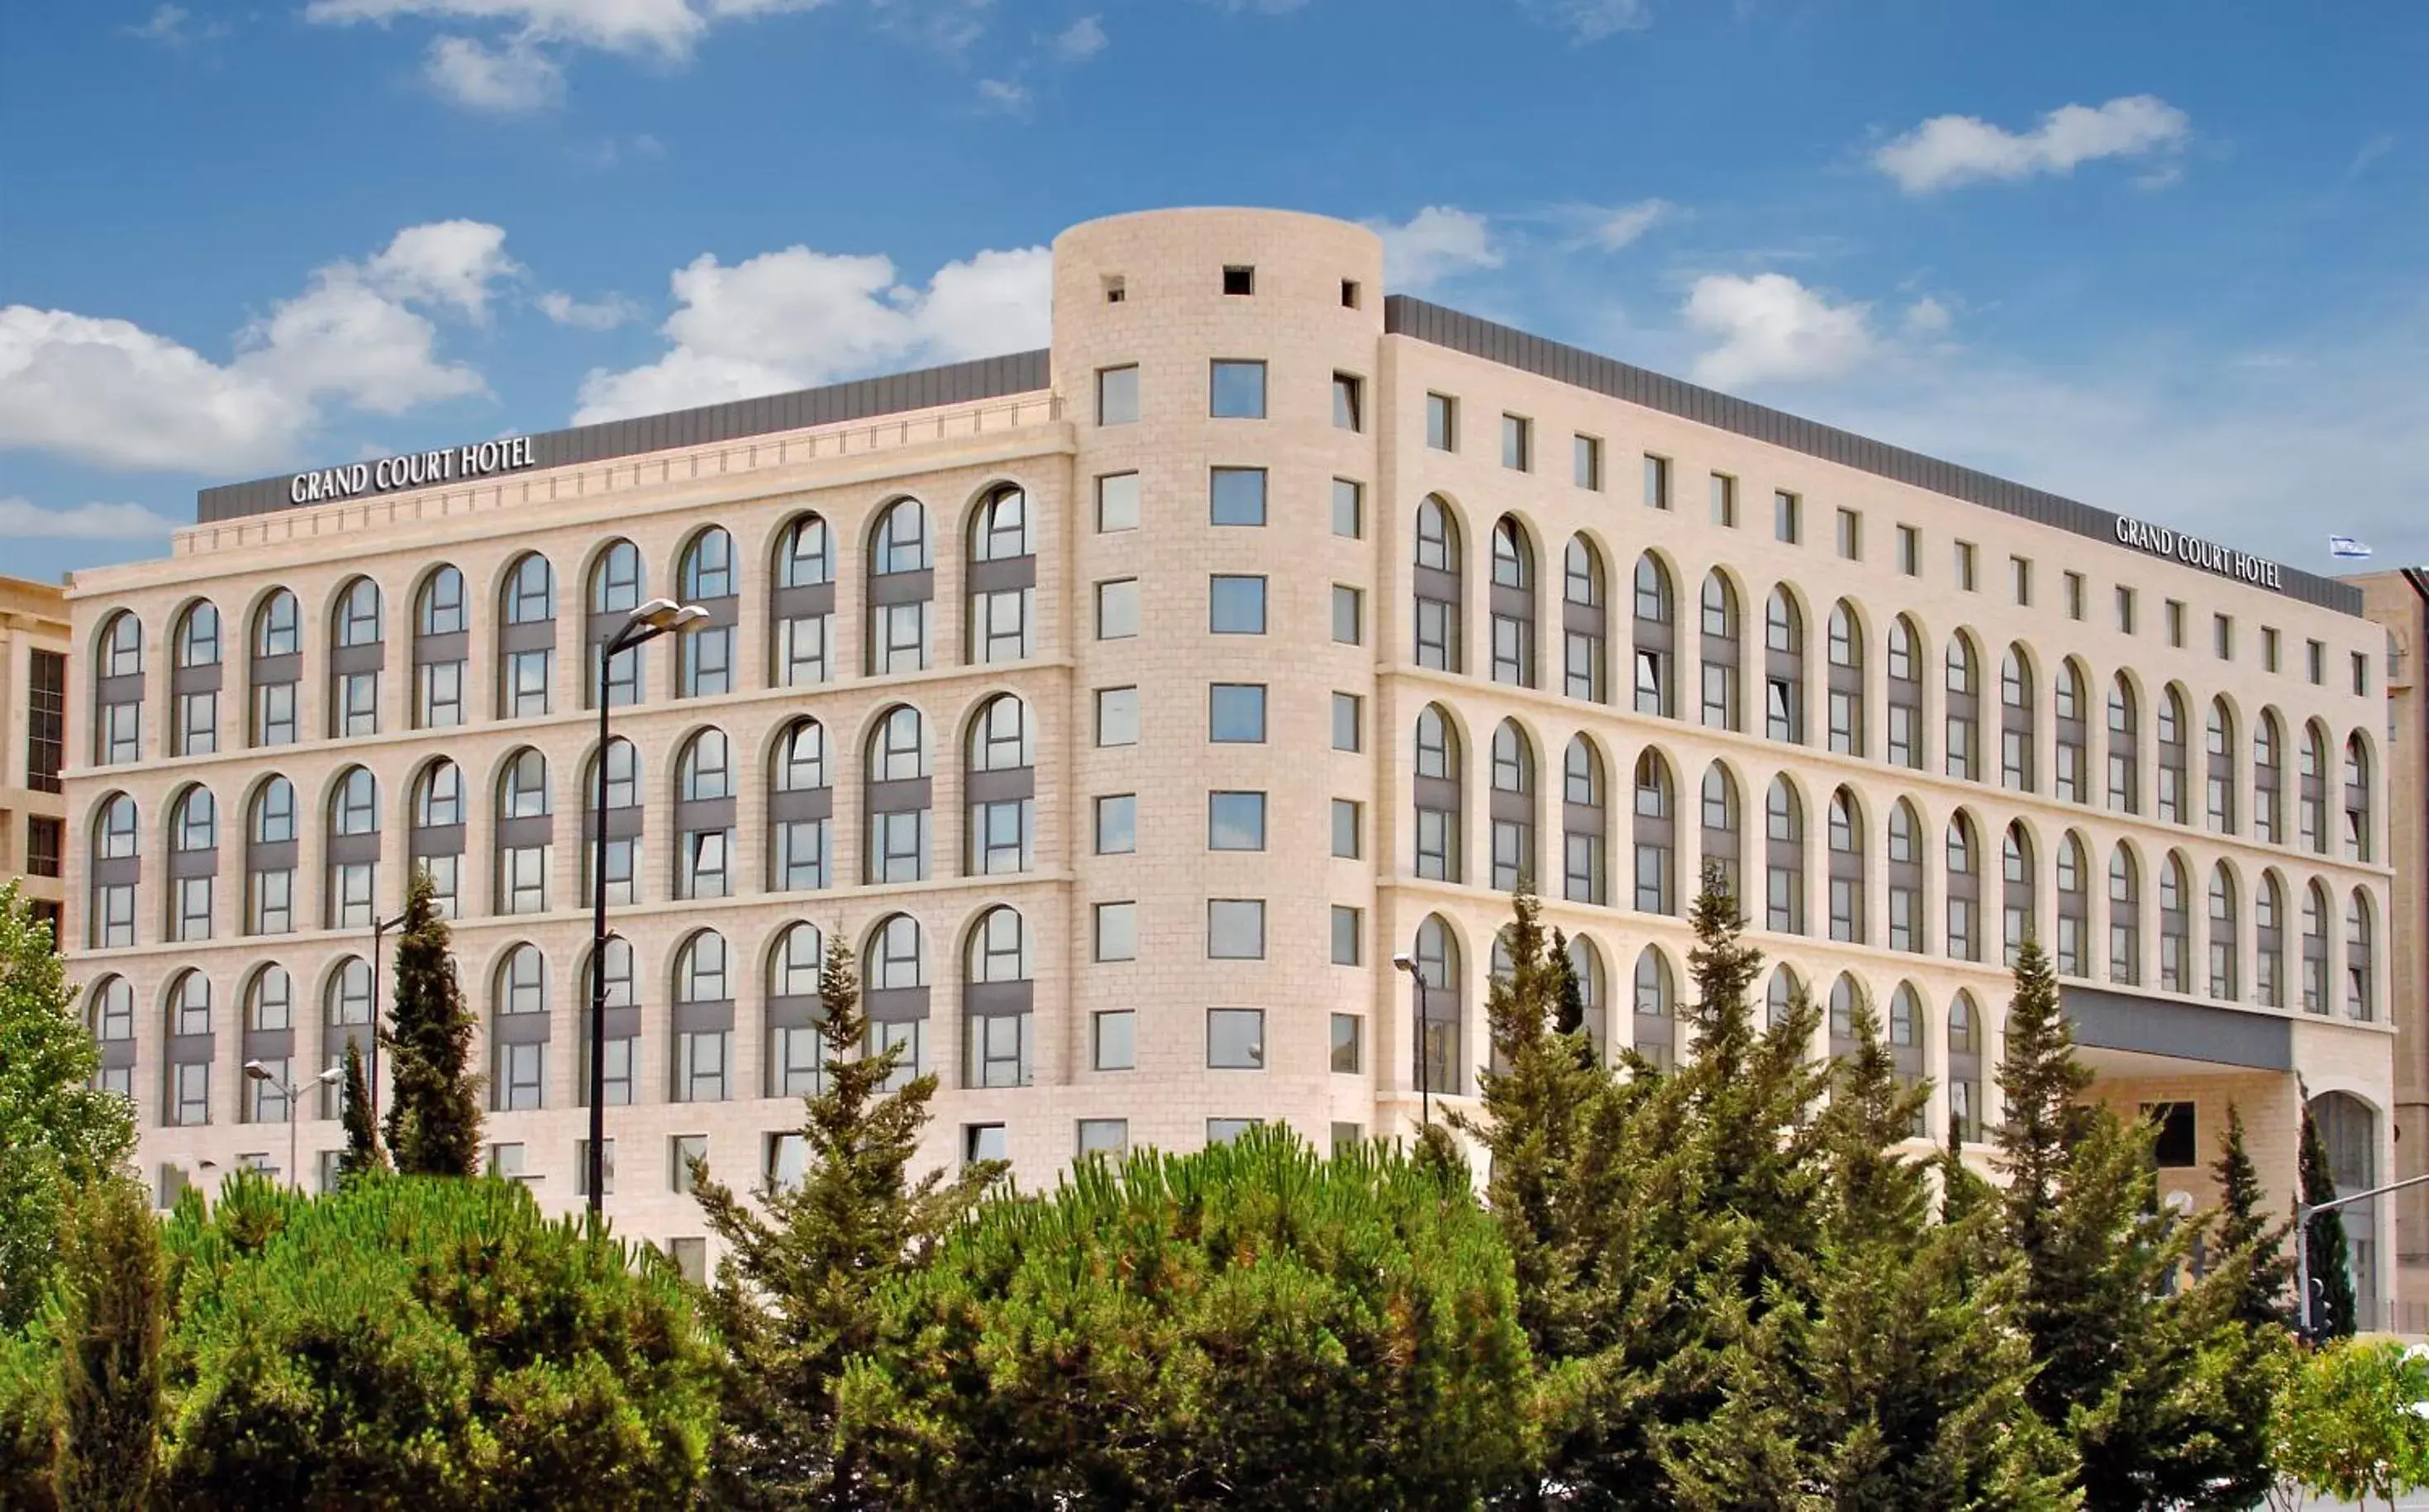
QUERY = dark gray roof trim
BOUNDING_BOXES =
[2060,984,2293,1072]
[1386,296,2361,618]
[196,350,1055,523]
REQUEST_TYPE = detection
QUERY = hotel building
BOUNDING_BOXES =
[61,208,2397,1315]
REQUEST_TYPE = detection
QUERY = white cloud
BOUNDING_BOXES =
[572,241,1051,423]
[1372,206,1503,292]
[1903,296,1951,335]
[1192,0,1312,12]
[1050,14,1105,60]
[302,0,711,57]
[0,221,515,473]
[1521,0,1652,40]
[1874,94,2191,194]
[424,33,564,111]
[538,290,643,329]
[122,5,227,45]
[0,497,181,541]
[1684,272,1876,387]
[1584,197,1674,250]
[976,77,1029,112]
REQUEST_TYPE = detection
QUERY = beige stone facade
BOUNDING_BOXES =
[0,576,68,943]
[61,207,2397,1318]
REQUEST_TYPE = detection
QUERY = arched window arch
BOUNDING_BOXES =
[1566,934,1607,1060]
[1948,992,1983,1142]
[319,955,374,1118]
[94,610,145,765]
[325,767,379,930]
[2255,872,2287,1007]
[2107,676,2141,814]
[1488,516,1538,688]
[2109,845,2142,985]
[1699,761,1742,908]
[171,600,221,757]
[588,538,647,708]
[249,590,301,748]
[494,747,552,916]
[2347,890,2376,1021]
[492,944,548,1112]
[865,913,930,1089]
[239,964,293,1124]
[2253,710,2284,844]
[1944,634,1981,782]
[2209,865,2240,1001]
[772,512,836,687]
[329,576,384,738]
[1887,797,1926,953]
[865,706,931,884]
[2055,831,2089,977]
[769,718,831,893]
[164,970,213,1127]
[867,498,933,675]
[1415,915,1464,1097]
[1998,644,2033,792]
[1631,554,1675,716]
[1763,774,1803,934]
[583,737,643,906]
[1562,735,1607,906]
[965,906,1035,1089]
[498,551,556,719]
[1888,982,1926,1129]
[674,728,736,900]
[1698,571,1741,731]
[245,777,297,936]
[88,977,136,1100]
[1632,946,1676,1071]
[677,525,739,698]
[671,930,733,1103]
[2308,1091,2381,1328]
[2156,685,2190,825]
[2158,852,2193,993]
[968,484,1037,665]
[1563,535,1607,702]
[2344,733,2374,863]
[167,784,217,944]
[1489,720,1537,891]
[2299,721,2331,853]
[1827,972,1862,1061]
[1635,750,1677,916]
[413,564,467,729]
[1765,964,1802,1029]
[2205,698,2238,834]
[1764,587,1804,744]
[1414,496,1464,673]
[2001,823,2036,967]
[1414,705,1463,883]
[582,936,639,1106]
[409,758,465,918]
[766,922,829,1096]
[2303,880,2331,1013]
[1945,812,1981,963]
[2054,659,2088,803]
[1885,615,1924,770]
[1826,786,1864,944]
[1826,599,1864,756]
[966,694,1036,876]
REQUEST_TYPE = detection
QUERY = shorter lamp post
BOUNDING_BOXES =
[245,1060,343,1192]
[1392,952,1431,1127]
[2295,1167,2429,1340]
[368,909,409,1129]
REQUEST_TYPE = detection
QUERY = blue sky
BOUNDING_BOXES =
[4,0,2426,585]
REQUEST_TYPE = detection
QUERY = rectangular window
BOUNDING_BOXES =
[1333,372,1363,431]
[1209,359,1266,418]
[2117,587,2137,635]
[964,1124,1007,1166]
[1096,471,1141,532]
[1207,1119,1257,1144]
[2165,600,2186,649]
[1207,791,1267,851]
[2215,614,2234,660]
[1426,392,1457,450]
[1331,584,1363,645]
[1837,508,1862,560]
[1894,524,1917,576]
[1093,1010,1135,1071]
[1095,687,1139,746]
[1331,692,1362,752]
[1331,799,1361,859]
[1078,1119,1129,1157]
[1223,264,1255,295]
[1710,473,1737,527]
[2064,571,2085,621]
[2308,639,2325,684]
[1643,454,1670,510]
[2354,650,2370,696]
[1341,278,1360,308]
[1331,904,1362,965]
[1210,466,1267,525]
[2011,555,2031,605]
[1574,434,1603,490]
[1207,898,1265,958]
[1331,478,1364,538]
[1955,540,1978,592]
[1208,682,1266,742]
[25,649,64,793]
[2144,1101,2198,1168]
[1774,490,1801,543]
[1094,794,1137,855]
[1209,575,1267,634]
[2262,626,2281,673]
[1207,1008,1265,1069]
[1502,413,1531,471]
[1097,364,1139,425]
[1328,1014,1363,1073]
[26,817,62,878]
[1093,901,1136,962]
[254,682,298,745]
[1095,578,1139,640]
[669,1134,707,1193]
[574,1139,616,1197]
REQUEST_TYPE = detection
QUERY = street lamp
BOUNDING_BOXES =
[588,597,707,1218]
[368,909,409,1129]
[2295,1167,2429,1339]
[1393,952,1430,1127]
[245,1060,343,1192]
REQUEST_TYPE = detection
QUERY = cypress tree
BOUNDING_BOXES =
[335,1039,387,1184]
[2299,1106,2357,1341]
[2210,1104,2292,1332]
[381,870,481,1177]
[53,1177,164,1512]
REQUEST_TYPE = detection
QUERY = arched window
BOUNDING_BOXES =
[1945,813,1981,963]
[1885,616,1923,769]
[1699,761,1742,909]
[240,964,293,1124]
[329,576,384,738]
[965,695,1036,876]
[164,971,212,1127]
[1414,497,1464,673]
[675,729,736,900]
[1944,635,1980,782]
[2209,865,2240,1001]
[249,591,300,748]
[1414,705,1463,883]
[671,930,734,1103]
[172,601,221,757]
[2107,676,2141,814]
[1698,571,1741,731]
[1635,751,1677,915]
[2001,823,2036,967]
[772,512,836,687]
[326,767,380,930]
[1827,972,1861,1061]
[867,498,933,675]
[1567,934,1607,1061]
[1415,915,1463,1097]
[409,758,464,918]
[1489,516,1536,687]
[1632,946,1675,1071]
[2303,880,2331,1013]
[88,977,136,1100]
[167,785,217,944]
[766,922,829,1096]
[497,552,556,719]
[245,777,297,936]
[2309,1092,2381,1329]
[492,944,548,1112]
[94,610,145,765]
[1489,720,1536,891]
[1765,964,1802,1029]
[1998,644,2033,792]
[1562,736,1607,906]
[676,526,740,698]
[864,706,931,884]
[2109,846,2142,985]
[1826,600,1863,756]
[2344,733,2374,863]
[1563,536,1607,702]
[2300,722,2330,853]
[769,719,831,893]
[967,484,1037,665]
[413,565,468,729]
[1827,787,1864,944]
[2054,659,2088,803]
[964,906,1035,1089]
[1948,992,1983,1142]
[588,539,647,708]
[2159,852,2192,993]
[1764,587,1804,744]
[581,936,638,1106]
[2055,832,2089,977]
[2255,872,2286,1007]
[2156,686,2189,825]
[1763,775,1803,934]
[2253,711,2284,844]
[584,738,643,906]
[865,914,930,1090]
[2206,699,2238,834]
[494,748,552,916]
[321,956,374,1118]
[1631,554,1675,716]
[1887,798,1925,953]
[2347,891,2376,1021]
[1888,983,1926,1130]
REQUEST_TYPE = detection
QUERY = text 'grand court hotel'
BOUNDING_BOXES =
[60,208,2397,1314]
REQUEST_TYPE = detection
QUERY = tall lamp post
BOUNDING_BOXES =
[1392,952,1430,1127]
[367,909,409,1129]
[588,597,707,1219]
[245,1060,341,1192]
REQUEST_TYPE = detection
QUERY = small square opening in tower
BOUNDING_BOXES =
[1222,265,1255,296]
[1103,275,1126,304]
[1341,279,1361,309]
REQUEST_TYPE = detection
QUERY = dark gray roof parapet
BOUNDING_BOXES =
[195,349,1055,524]
[1384,295,2361,617]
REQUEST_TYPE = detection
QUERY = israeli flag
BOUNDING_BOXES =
[2330,535,2374,560]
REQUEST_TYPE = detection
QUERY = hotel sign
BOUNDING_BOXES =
[288,435,540,506]
[2112,516,2284,592]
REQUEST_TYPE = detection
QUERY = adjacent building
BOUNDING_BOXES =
[60,208,2397,1316]
[1,577,69,944]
